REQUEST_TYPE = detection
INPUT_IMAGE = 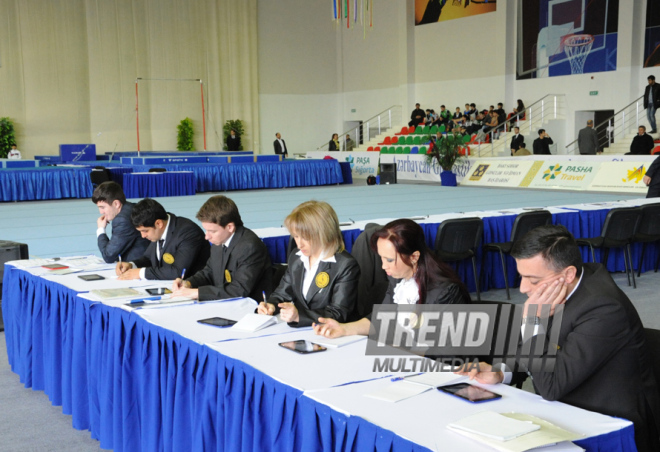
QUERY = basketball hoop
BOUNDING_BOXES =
[563,34,594,74]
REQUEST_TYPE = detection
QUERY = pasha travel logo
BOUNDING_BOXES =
[469,164,489,181]
[542,164,562,181]
[622,165,645,184]
[345,155,354,170]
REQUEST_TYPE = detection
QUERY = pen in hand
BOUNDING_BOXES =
[181,268,186,280]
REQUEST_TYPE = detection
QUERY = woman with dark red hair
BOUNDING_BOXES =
[313,218,470,338]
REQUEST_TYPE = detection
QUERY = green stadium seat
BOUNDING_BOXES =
[395,146,404,154]
[415,126,423,134]
[420,146,427,154]
[406,135,414,145]
[430,125,438,134]
[413,136,422,145]
[403,147,411,154]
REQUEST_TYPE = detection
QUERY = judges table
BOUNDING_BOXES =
[259,198,660,293]
[3,263,636,452]
[0,166,93,201]
[122,171,196,198]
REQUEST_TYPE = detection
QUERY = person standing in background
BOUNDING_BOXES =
[533,129,553,155]
[328,133,340,151]
[226,129,241,151]
[644,75,660,134]
[273,133,288,158]
[8,145,21,159]
[577,120,599,155]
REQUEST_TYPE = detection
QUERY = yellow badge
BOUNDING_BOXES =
[315,272,330,288]
[163,253,174,264]
[225,269,232,283]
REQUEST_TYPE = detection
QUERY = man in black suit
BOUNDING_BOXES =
[577,119,599,155]
[533,129,553,154]
[273,132,288,157]
[172,195,272,301]
[408,103,425,127]
[644,75,660,133]
[226,129,241,151]
[116,198,210,280]
[629,126,655,155]
[460,225,660,452]
[510,127,525,156]
[92,181,149,263]
[644,155,660,198]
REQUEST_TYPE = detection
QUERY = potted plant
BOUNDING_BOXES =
[0,117,17,159]
[177,118,195,151]
[223,120,245,151]
[425,129,470,186]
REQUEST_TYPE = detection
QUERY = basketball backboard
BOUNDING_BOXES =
[517,0,615,78]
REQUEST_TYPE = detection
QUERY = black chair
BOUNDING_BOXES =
[575,207,641,288]
[148,168,167,172]
[350,223,388,319]
[434,218,484,301]
[633,203,660,277]
[644,328,660,388]
[483,210,552,300]
[90,167,112,188]
[286,236,298,260]
[271,264,288,291]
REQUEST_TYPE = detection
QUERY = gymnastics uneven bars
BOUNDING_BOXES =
[135,77,207,154]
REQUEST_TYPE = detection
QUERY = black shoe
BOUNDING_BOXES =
[651,130,657,133]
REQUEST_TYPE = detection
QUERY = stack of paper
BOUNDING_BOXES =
[309,335,366,349]
[91,288,143,299]
[232,314,278,332]
[447,412,582,452]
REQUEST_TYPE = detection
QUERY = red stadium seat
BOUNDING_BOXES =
[379,136,392,145]
[367,146,374,152]
[395,127,409,136]
[374,146,381,152]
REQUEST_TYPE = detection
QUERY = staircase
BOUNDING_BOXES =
[565,96,654,155]
[471,95,567,157]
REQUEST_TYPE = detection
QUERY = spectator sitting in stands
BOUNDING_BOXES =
[425,109,437,125]
[463,104,471,117]
[513,142,531,156]
[469,103,477,120]
[508,99,525,127]
[482,111,499,134]
[465,112,483,135]
[452,108,464,127]
[495,102,506,126]
[435,105,452,126]
[627,126,655,155]
[409,103,425,127]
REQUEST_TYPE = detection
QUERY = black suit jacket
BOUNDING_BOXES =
[533,136,553,154]
[132,213,210,280]
[514,264,660,451]
[97,201,149,263]
[646,155,660,189]
[226,135,241,151]
[186,226,272,301]
[510,134,525,152]
[273,139,288,156]
[644,83,660,109]
[630,134,655,155]
[268,250,360,327]
[379,276,469,307]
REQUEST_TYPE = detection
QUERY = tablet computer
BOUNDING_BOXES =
[78,274,105,281]
[197,317,237,328]
[278,340,327,354]
[437,383,501,403]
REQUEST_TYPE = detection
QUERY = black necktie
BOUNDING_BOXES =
[158,239,165,259]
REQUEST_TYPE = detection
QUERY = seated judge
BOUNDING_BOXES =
[171,195,272,301]
[257,200,360,327]
[116,198,210,280]
[313,219,471,339]
[457,225,660,452]
[92,181,149,263]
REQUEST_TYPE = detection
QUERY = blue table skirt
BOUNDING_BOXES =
[129,160,344,192]
[2,266,637,452]
[338,162,353,184]
[122,172,196,198]
[0,167,93,202]
[263,209,660,293]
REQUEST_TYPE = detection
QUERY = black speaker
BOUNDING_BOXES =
[380,163,397,184]
[0,241,29,332]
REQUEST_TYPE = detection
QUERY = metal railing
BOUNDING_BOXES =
[470,94,563,157]
[565,96,644,154]
[315,105,403,152]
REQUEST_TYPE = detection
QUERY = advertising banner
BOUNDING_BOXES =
[588,161,650,194]
[379,154,474,184]
[306,151,379,180]
[461,160,536,188]
[524,161,601,190]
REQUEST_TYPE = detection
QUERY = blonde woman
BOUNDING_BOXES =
[257,201,360,327]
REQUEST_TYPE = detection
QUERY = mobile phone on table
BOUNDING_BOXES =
[146,287,172,295]
[78,274,105,281]
[278,340,327,354]
[437,383,501,403]
[197,317,237,328]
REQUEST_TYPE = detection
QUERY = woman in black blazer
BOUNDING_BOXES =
[328,133,340,151]
[313,218,470,338]
[258,200,360,327]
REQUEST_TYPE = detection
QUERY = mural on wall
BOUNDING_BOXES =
[644,1,660,67]
[517,0,618,79]
[415,0,496,26]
